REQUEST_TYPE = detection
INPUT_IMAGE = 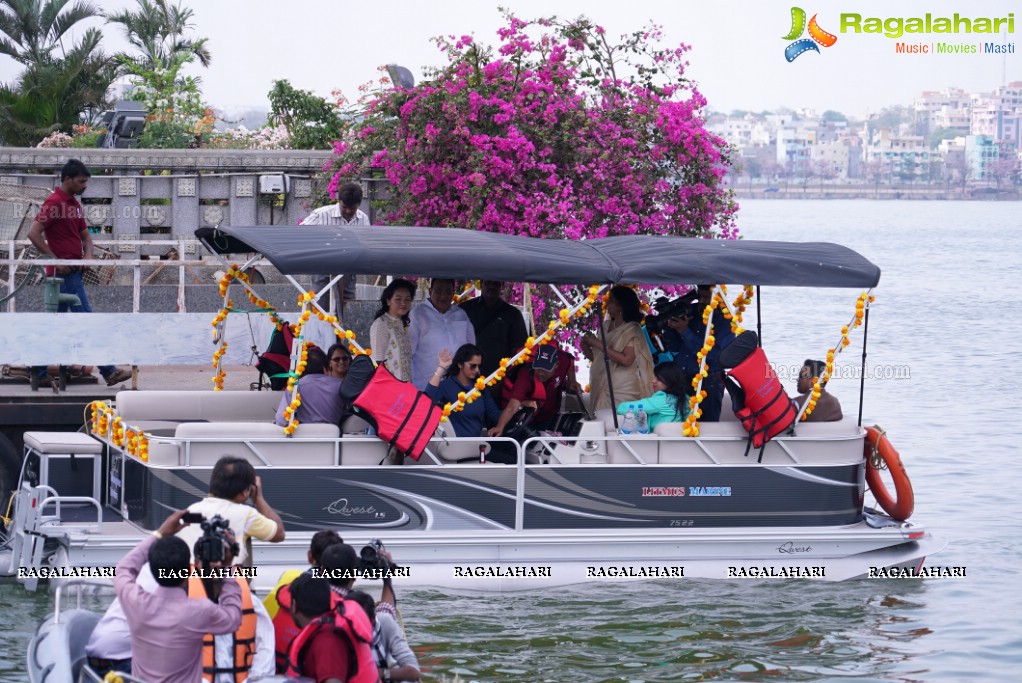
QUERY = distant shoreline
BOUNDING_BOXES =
[732,185,1020,201]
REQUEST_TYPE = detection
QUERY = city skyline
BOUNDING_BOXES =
[0,0,1018,119]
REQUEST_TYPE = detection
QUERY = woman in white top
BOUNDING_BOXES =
[370,279,415,382]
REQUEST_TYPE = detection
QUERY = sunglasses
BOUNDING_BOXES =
[330,357,351,364]
[464,363,481,370]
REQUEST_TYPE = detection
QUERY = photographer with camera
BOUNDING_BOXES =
[661,285,736,422]
[91,511,275,682]
[112,509,244,683]
[178,456,285,566]
[347,590,421,682]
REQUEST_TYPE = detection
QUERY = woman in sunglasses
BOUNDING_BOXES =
[325,343,352,381]
[425,343,514,462]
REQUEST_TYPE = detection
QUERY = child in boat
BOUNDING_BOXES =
[616,363,691,429]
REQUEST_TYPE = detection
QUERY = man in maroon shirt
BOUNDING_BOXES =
[496,344,581,433]
[27,159,131,388]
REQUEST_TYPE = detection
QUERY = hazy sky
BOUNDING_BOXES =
[1,0,1018,118]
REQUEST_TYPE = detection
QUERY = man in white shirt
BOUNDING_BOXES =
[408,278,476,389]
[301,182,370,315]
[177,456,286,566]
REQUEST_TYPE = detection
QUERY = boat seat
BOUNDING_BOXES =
[146,422,340,466]
[116,390,280,423]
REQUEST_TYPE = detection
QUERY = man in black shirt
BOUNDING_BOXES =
[460,280,528,379]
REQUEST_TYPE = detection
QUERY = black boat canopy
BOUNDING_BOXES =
[199,226,881,288]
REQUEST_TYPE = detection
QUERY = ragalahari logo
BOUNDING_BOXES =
[783,7,838,61]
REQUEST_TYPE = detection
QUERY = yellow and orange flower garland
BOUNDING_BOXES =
[800,291,875,420]
[724,285,755,334]
[681,288,726,438]
[439,285,605,422]
[90,401,149,462]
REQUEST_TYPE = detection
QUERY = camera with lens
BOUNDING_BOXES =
[193,514,239,565]
[358,538,390,574]
[645,295,700,336]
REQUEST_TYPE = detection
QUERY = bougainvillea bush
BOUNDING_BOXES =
[327,11,738,242]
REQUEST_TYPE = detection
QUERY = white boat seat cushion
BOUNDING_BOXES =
[24,431,103,454]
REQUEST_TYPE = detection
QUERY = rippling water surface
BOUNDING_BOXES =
[2,200,1020,681]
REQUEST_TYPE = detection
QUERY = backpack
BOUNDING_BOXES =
[352,364,442,460]
[255,322,295,391]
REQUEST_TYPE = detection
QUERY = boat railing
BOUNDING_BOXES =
[52,580,116,624]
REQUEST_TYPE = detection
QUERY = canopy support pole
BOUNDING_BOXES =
[595,306,619,430]
[756,286,762,346]
[857,306,870,428]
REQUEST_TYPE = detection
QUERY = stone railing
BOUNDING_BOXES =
[0,147,388,245]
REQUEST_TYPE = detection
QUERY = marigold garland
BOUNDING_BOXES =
[440,285,603,421]
[682,289,724,437]
[801,292,874,420]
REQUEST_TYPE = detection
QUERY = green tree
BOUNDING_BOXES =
[267,79,342,150]
[106,0,210,72]
[821,110,847,123]
[0,0,101,65]
[928,126,960,149]
[106,0,213,147]
[0,0,113,145]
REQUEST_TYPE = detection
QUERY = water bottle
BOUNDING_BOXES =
[636,404,649,434]
[621,405,637,435]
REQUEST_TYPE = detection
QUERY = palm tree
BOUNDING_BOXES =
[106,0,211,72]
[0,0,102,65]
[0,0,113,146]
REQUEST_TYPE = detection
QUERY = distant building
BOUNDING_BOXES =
[865,130,930,181]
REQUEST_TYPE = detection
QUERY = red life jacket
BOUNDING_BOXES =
[725,346,797,461]
[272,581,302,674]
[353,363,441,460]
[285,593,378,683]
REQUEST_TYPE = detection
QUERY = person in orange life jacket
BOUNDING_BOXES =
[85,530,275,682]
[796,359,843,422]
[270,530,346,674]
[285,571,379,683]
[186,534,275,683]
[346,591,421,683]
[662,285,736,422]
[112,510,243,683]
[497,344,581,433]
[177,456,286,567]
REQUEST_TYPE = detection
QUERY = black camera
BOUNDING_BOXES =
[645,295,699,336]
[358,538,390,573]
[193,514,239,565]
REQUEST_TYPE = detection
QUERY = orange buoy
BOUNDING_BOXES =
[864,426,914,521]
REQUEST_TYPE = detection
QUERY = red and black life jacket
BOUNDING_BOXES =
[353,363,442,460]
[724,345,797,462]
[284,593,378,683]
[256,322,295,391]
[272,580,302,674]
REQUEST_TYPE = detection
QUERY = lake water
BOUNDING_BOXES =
[2,200,1020,682]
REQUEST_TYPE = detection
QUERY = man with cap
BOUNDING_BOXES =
[491,344,581,435]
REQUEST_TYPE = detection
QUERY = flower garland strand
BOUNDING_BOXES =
[682,287,726,438]
[724,285,755,334]
[440,285,605,421]
[90,401,149,462]
[801,291,875,420]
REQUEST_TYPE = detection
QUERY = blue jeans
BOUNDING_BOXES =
[33,270,116,379]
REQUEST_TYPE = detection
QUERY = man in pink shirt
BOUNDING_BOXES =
[114,510,243,683]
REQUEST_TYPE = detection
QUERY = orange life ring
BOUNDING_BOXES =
[864,426,914,521]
